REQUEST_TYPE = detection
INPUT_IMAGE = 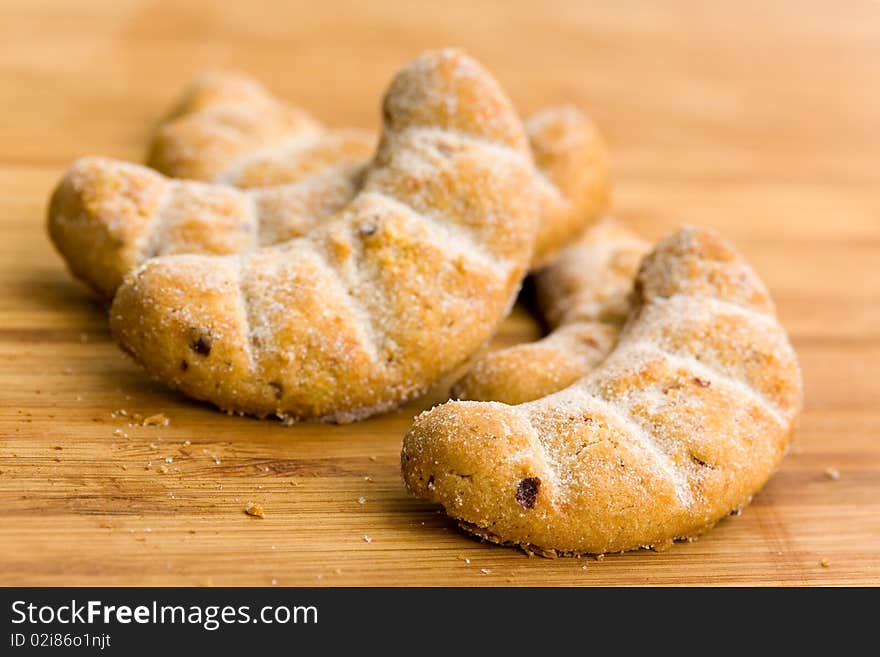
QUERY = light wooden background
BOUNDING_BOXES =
[1,0,877,586]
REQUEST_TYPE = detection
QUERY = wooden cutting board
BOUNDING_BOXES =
[1,0,878,586]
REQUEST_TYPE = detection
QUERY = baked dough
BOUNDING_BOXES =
[48,104,606,300]
[147,68,375,187]
[107,49,538,423]
[149,70,607,266]
[402,226,803,555]
[452,218,648,404]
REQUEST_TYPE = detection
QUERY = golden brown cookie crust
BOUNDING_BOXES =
[149,71,607,268]
[452,218,648,404]
[106,49,538,423]
[402,226,803,555]
[47,104,604,300]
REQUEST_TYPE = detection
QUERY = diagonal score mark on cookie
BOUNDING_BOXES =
[46,68,608,301]
[401,226,804,556]
[97,49,538,423]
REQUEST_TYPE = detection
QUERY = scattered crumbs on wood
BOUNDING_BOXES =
[164,457,173,463]
[595,554,605,562]
[143,528,152,533]
[183,440,191,446]
[363,535,372,543]
[357,496,366,505]
[271,578,278,586]
[480,568,491,575]
[245,502,265,518]
[120,465,127,470]
[819,558,831,568]
[364,476,373,483]
[149,443,158,450]
[368,455,377,462]
[460,556,471,564]
[581,565,588,571]
[158,465,168,474]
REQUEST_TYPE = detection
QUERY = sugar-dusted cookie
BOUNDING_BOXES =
[452,218,648,404]
[403,227,803,555]
[102,49,537,423]
[149,70,607,267]
[48,103,606,300]
[147,68,375,188]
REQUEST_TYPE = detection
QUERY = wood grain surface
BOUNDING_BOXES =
[1,0,878,586]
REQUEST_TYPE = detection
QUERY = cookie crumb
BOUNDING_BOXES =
[143,413,170,427]
[357,496,366,505]
[363,534,372,543]
[271,578,278,586]
[245,502,265,518]
[595,554,605,562]
[823,467,840,481]
[364,476,373,483]
[480,568,491,575]
[820,558,830,568]
[159,465,168,474]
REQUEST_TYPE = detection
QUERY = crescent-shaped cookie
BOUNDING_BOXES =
[402,226,803,555]
[148,69,608,266]
[146,68,376,188]
[48,104,606,300]
[452,218,649,404]
[104,49,537,423]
